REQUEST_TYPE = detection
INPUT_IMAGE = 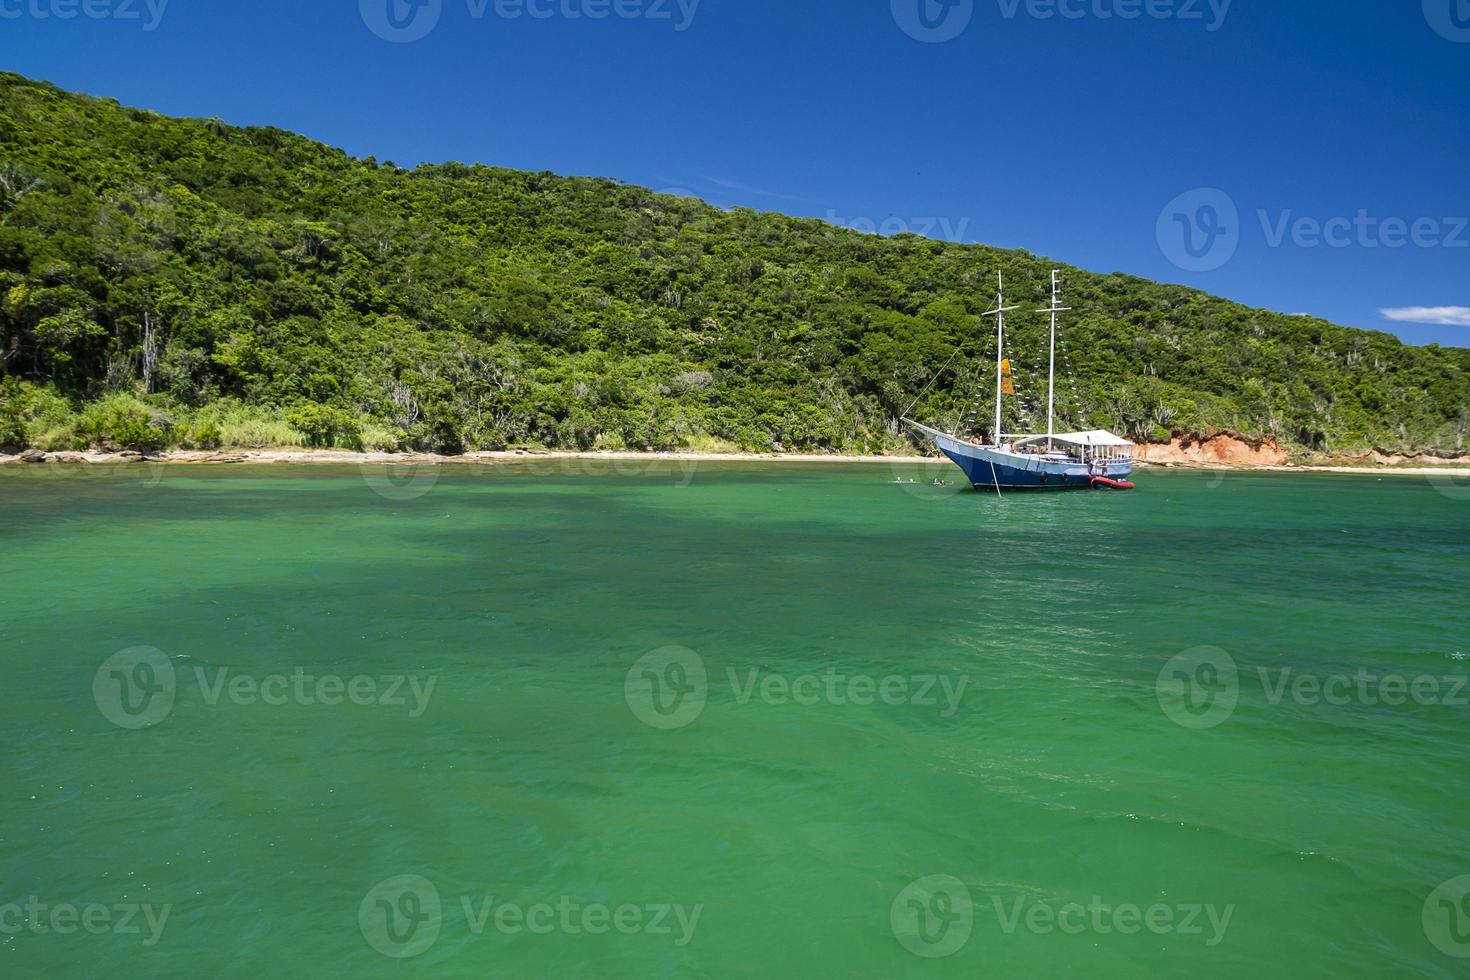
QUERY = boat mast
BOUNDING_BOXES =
[1035,269,1071,452]
[982,271,1019,447]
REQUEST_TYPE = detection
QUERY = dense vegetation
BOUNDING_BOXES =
[1,72,1466,457]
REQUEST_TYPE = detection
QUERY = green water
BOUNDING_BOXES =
[3,461,1469,978]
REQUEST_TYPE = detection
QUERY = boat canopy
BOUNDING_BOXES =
[1012,430,1134,448]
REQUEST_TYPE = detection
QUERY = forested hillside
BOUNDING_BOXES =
[1,72,1465,457]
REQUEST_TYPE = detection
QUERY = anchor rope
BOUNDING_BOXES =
[898,342,971,424]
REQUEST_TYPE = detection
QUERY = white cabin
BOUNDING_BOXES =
[1006,430,1135,464]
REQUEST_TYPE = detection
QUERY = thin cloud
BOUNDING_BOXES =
[701,176,814,204]
[1379,306,1470,327]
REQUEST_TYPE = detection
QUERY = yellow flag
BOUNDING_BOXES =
[1000,358,1012,375]
[1001,379,1015,396]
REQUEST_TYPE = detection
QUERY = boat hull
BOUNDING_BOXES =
[929,432,1133,491]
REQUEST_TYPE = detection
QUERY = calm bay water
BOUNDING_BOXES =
[2,461,1469,977]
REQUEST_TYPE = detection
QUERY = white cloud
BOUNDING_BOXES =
[1379,306,1470,327]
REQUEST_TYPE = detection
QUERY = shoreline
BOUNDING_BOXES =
[2,448,1468,477]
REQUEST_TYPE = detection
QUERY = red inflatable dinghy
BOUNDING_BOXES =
[1090,476,1136,491]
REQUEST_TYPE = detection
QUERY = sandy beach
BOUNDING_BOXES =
[3,447,1468,477]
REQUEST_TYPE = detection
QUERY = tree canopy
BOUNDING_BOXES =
[1,72,1465,456]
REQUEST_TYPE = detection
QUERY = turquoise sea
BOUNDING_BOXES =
[2,460,1469,977]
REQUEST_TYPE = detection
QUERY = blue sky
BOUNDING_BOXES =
[5,0,1468,346]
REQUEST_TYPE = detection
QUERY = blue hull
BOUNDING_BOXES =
[928,432,1133,492]
[940,446,1088,490]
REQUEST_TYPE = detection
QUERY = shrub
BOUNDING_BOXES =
[26,387,82,450]
[358,422,403,452]
[286,403,362,449]
[670,370,714,395]
[0,377,29,450]
[80,393,169,450]
[191,400,304,449]
[186,420,223,450]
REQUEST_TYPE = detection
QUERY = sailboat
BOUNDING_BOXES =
[904,270,1136,492]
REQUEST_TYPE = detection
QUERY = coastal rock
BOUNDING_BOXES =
[1359,448,1469,466]
[18,449,48,463]
[1135,432,1289,467]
